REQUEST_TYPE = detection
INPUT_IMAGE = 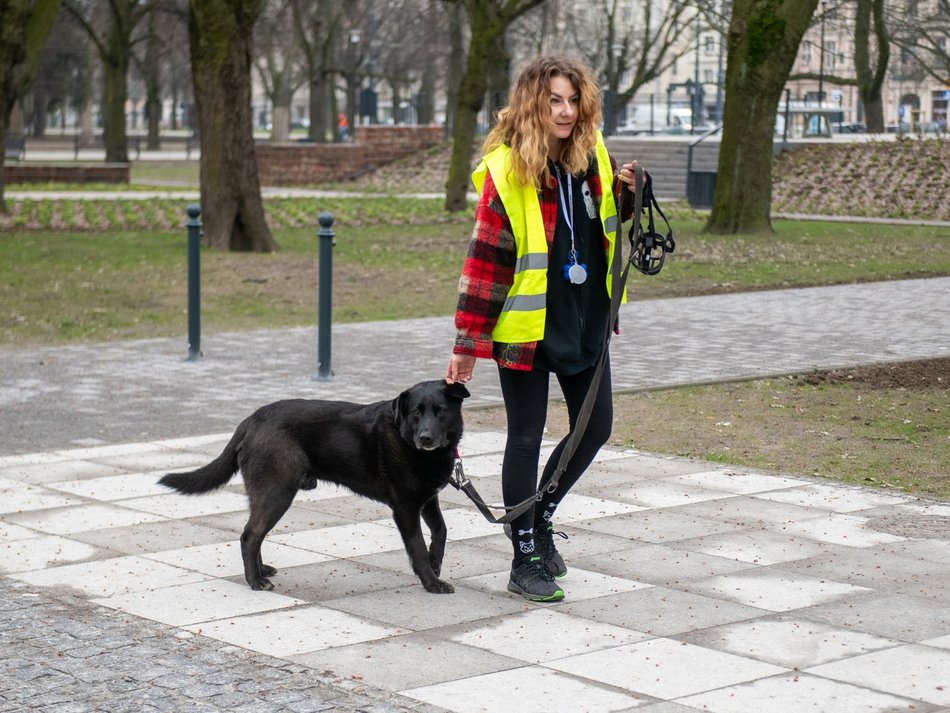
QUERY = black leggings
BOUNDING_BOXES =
[498,356,613,542]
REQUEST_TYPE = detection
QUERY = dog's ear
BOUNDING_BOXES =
[444,381,470,401]
[391,391,409,422]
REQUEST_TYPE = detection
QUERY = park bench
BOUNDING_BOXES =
[73,132,197,159]
[74,133,142,160]
[159,132,198,159]
[4,134,26,161]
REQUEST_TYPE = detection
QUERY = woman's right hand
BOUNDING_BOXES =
[445,353,476,384]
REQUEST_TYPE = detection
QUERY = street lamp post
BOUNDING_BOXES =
[818,0,827,106]
[692,10,701,134]
[716,1,725,122]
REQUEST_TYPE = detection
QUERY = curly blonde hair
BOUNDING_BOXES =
[483,55,602,189]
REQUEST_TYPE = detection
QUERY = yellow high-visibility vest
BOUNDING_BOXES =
[472,133,622,344]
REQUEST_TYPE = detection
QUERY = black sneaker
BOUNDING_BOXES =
[507,555,565,602]
[535,523,568,578]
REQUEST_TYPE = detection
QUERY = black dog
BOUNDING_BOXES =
[159,380,469,594]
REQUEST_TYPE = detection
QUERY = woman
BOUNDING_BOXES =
[445,55,641,601]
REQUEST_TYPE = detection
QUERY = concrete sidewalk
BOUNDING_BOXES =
[1,279,949,712]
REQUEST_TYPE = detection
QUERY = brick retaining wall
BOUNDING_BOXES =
[256,125,444,186]
[3,163,130,184]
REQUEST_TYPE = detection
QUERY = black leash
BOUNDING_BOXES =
[451,166,673,524]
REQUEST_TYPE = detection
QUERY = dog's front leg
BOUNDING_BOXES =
[421,496,447,577]
[392,508,454,594]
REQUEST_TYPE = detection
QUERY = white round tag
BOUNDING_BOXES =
[568,264,588,284]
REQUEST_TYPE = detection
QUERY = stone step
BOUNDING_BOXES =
[605,137,721,200]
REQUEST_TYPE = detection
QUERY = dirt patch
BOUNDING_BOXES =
[797,358,950,390]
[867,513,950,540]
[465,358,950,500]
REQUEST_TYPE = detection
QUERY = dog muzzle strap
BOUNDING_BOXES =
[629,176,675,276]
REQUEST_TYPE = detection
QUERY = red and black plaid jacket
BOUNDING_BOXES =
[453,152,632,371]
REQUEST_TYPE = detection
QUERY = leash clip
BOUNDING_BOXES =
[451,454,470,490]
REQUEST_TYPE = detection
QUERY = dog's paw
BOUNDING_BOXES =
[429,556,443,577]
[425,579,455,594]
[249,577,275,591]
[260,564,277,577]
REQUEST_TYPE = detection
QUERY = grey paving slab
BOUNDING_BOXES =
[779,590,950,642]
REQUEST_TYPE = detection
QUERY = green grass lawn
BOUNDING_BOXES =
[1,205,948,346]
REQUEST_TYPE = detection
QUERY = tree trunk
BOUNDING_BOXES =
[101,1,135,163]
[189,0,277,252]
[390,81,402,123]
[144,10,161,150]
[102,53,129,162]
[706,0,818,234]
[306,61,334,143]
[80,103,94,140]
[444,1,464,136]
[485,32,510,129]
[30,87,48,136]
[308,75,330,142]
[0,0,60,209]
[444,28,490,212]
[417,63,436,125]
[271,104,290,142]
[145,76,161,149]
[443,0,545,212]
[854,0,889,134]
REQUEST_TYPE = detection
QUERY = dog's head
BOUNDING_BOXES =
[392,380,470,451]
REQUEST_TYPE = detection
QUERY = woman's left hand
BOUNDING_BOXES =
[617,161,642,191]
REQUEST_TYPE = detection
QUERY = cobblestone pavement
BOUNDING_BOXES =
[1,278,949,712]
[0,578,422,713]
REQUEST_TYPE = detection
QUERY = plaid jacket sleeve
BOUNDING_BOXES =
[453,171,517,360]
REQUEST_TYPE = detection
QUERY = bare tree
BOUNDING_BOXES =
[510,0,566,54]
[128,0,187,148]
[1,0,60,209]
[413,2,449,125]
[707,0,819,233]
[291,0,344,142]
[163,1,191,131]
[64,0,151,162]
[375,0,441,124]
[444,0,464,133]
[128,0,161,148]
[889,0,950,87]
[440,0,547,213]
[565,0,691,135]
[789,0,890,133]
[27,4,91,137]
[256,0,306,142]
[190,0,277,252]
[336,1,373,131]
[854,0,889,132]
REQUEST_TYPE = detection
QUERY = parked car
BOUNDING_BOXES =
[832,122,866,133]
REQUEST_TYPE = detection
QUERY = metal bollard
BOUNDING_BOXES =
[315,211,335,380]
[186,204,202,361]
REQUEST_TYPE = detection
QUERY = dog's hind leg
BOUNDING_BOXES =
[240,483,296,591]
[420,495,447,577]
[392,506,454,594]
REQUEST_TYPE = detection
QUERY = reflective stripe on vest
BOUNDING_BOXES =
[472,132,623,344]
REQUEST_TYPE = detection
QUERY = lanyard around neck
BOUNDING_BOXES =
[555,164,574,236]
[554,163,587,284]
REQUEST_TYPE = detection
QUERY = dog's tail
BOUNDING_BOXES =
[158,422,246,495]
